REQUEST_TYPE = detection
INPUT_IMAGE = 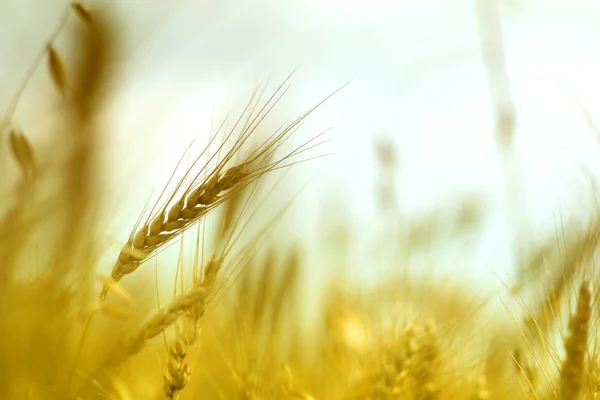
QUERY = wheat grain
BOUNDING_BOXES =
[47,45,67,94]
[8,129,35,179]
[163,339,191,400]
[72,2,93,24]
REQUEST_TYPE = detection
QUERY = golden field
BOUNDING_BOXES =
[0,2,598,399]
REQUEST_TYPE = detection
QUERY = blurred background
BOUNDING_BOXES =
[2,0,600,299]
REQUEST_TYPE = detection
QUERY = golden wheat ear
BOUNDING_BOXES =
[163,257,223,399]
[100,81,345,301]
[559,281,591,400]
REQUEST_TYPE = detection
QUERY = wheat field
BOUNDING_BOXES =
[1,1,600,400]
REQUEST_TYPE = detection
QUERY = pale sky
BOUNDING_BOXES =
[3,0,600,298]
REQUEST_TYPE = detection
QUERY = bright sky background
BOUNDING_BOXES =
[3,0,600,299]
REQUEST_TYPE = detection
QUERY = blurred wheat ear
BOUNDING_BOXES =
[560,282,591,400]
[0,3,118,399]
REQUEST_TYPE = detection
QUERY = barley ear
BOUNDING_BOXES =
[560,281,591,400]
[9,129,36,179]
[47,45,67,94]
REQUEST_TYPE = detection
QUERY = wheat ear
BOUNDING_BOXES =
[104,285,208,368]
[163,257,223,399]
[103,164,247,294]
[76,282,211,398]
[100,77,344,300]
[405,320,440,400]
[559,281,591,400]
